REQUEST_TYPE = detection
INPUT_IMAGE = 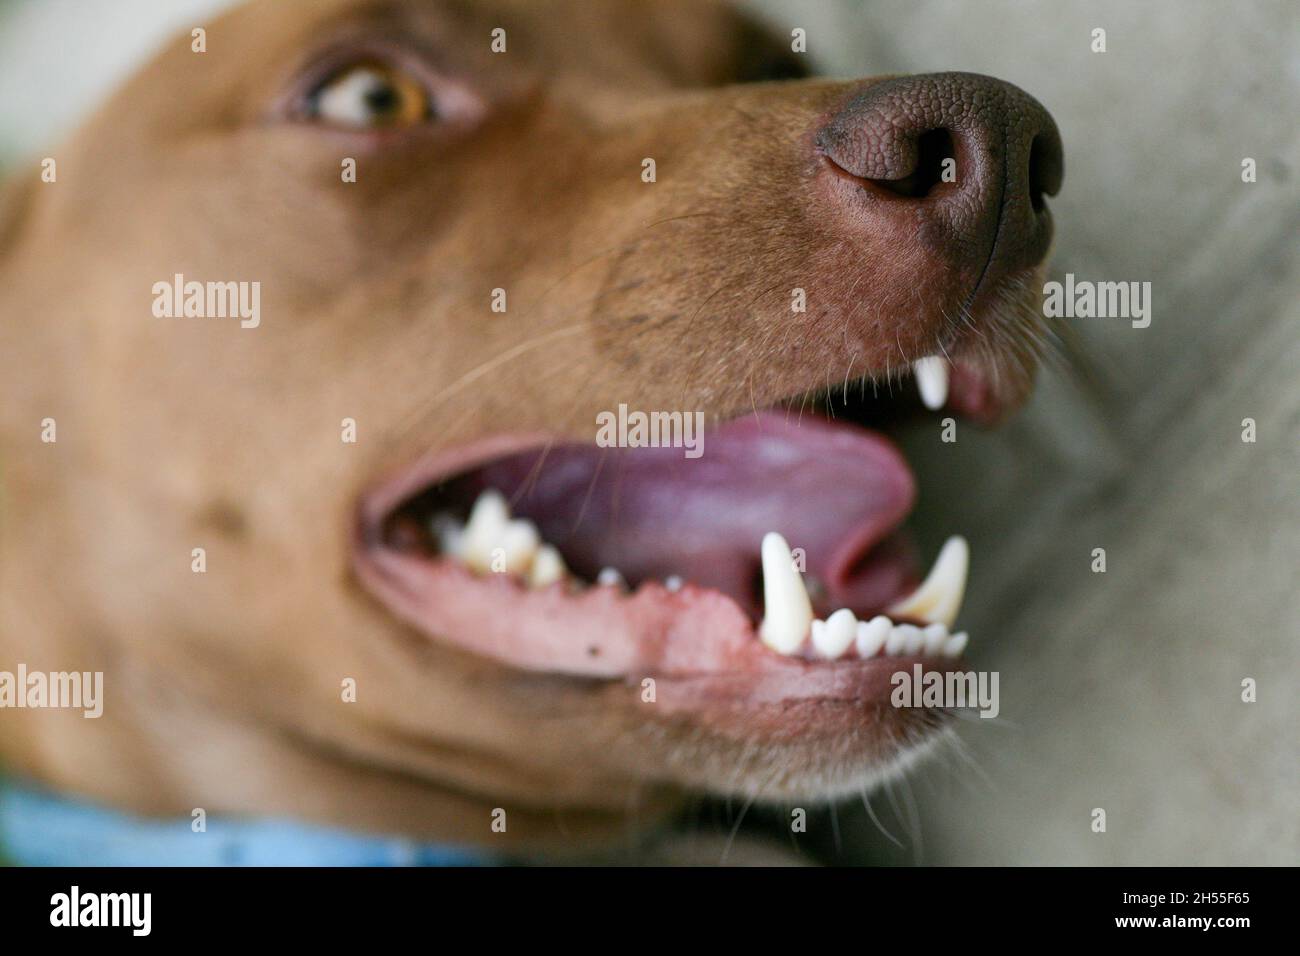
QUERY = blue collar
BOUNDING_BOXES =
[0,780,491,866]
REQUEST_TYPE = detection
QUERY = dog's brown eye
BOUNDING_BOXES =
[307,61,433,129]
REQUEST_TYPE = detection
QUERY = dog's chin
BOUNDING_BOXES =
[349,275,1046,799]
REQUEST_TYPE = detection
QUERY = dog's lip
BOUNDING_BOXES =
[946,357,1012,425]
[351,411,963,696]
[354,545,962,696]
[357,430,555,547]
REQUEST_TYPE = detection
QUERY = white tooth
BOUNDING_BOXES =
[500,519,540,575]
[922,622,949,655]
[898,623,925,654]
[855,615,892,657]
[885,625,909,656]
[913,356,949,410]
[887,535,968,628]
[943,631,969,657]
[596,567,626,588]
[527,543,565,588]
[664,575,684,592]
[759,531,814,655]
[430,514,465,557]
[812,608,857,658]
[461,489,510,573]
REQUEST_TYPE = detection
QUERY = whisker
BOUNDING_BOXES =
[860,786,905,849]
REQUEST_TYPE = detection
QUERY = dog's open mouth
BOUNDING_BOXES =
[354,355,1009,699]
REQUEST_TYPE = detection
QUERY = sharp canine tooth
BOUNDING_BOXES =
[922,623,949,655]
[528,544,565,588]
[855,615,891,657]
[944,632,969,657]
[913,356,949,410]
[462,490,510,573]
[759,531,814,655]
[887,535,968,628]
[596,567,625,588]
[812,608,857,658]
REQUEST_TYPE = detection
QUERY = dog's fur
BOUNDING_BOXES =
[0,0,1067,859]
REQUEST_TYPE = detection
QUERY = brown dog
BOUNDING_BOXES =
[0,0,1061,860]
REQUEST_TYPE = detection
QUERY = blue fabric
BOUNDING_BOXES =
[0,781,491,867]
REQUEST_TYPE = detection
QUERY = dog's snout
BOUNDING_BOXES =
[816,71,1063,277]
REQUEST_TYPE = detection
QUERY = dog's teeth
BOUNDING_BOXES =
[825,609,859,658]
[896,623,925,654]
[884,624,909,656]
[596,567,626,588]
[528,544,566,588]
[855,615,892,657]
[913,356,950,410]
[812,608,857,658]
[943,631,969,657]
[430,514,465,557]
[759,531,814,655]
[886,535,968,628]
[461,489,511,573]
[664,575,684,592]
[499,519,540,574]
[922,622,950,655]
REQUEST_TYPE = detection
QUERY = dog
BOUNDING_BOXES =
[0,0,1062,863]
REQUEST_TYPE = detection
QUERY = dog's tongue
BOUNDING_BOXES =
[457,412,917,617]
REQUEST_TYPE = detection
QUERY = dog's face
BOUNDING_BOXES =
[0,0,1061,849]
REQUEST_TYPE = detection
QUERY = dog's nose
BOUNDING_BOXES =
[815,72,1063,278]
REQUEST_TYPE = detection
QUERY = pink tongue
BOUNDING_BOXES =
[454,412,916,617]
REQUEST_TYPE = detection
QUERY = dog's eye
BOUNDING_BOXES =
[307,61,433,129]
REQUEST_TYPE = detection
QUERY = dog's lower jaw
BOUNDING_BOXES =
[0,673,683,857]
[627,711,956,807]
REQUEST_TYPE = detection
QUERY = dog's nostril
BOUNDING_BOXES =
[1026,122,1064,214]
[873,128,956,199]
[1028,134,1050,213]
[820,73,1064,217]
